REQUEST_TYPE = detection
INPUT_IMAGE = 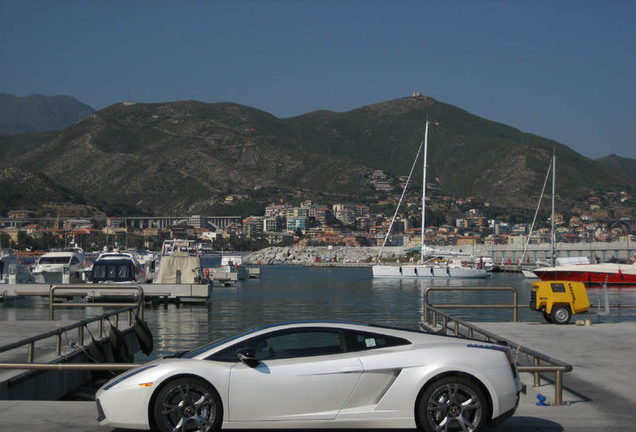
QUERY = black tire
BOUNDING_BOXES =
[153,377,222,432]
[416,375,489,432]
[551,306,571,324]
[542,312,553,323]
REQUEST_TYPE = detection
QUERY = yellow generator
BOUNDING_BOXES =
[530,281,590,324]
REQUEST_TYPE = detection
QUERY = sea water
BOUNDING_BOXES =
[2,266,635,358]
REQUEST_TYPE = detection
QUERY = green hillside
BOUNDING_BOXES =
[0,95,632,217]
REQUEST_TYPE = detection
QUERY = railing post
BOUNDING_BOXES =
[78,326,84,346]
[27,342,34,363]
[513,290,519,322]
[534,358,541,386]
[56,333,62,355]
[555,370,564,405]
[49,286,55,321]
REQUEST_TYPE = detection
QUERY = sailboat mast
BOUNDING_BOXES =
[551,151,556,264]
[420,120,429,264]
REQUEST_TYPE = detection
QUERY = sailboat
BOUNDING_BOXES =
[372,121,489,279]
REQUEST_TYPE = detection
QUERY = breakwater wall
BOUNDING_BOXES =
[245,241,634,266]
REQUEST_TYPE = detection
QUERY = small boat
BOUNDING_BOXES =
[212,255,250,281]
[533,261,636,286]
[32,249,85,284]
[372,120,489,280]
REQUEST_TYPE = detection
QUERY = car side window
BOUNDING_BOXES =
[343,330,410,352]
[208,329,344,362]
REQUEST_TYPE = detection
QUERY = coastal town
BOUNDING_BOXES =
[1,186,633,261]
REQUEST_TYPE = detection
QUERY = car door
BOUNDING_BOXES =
[227,328,364,422]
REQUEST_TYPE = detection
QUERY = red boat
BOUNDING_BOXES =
[534,262,636,286]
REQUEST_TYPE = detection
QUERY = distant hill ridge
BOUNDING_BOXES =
[0,94,633,217]
[0,93,95,134]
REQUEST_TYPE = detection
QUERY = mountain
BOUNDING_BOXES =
[0,95,632,217]
[0,93,95,134]
[596,154,636,182]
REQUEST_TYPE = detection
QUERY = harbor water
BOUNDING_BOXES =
[2,266,636,359]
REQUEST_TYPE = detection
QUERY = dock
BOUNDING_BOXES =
[0,282,212,304]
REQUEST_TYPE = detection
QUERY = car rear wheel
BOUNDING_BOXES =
[416,376,488,432]
[551,306,571,324]
[153,377,222,432]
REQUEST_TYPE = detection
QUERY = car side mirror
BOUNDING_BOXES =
[236,348,259,368]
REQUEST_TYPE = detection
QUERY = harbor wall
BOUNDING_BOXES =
[245,241,634,266]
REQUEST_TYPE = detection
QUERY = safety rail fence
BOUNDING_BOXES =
[49,284,145,321]
[0,285,146,372]
[422,286,572,405]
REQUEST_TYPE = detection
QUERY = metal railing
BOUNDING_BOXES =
[0,305,140,365]
[422,287,572,405]
[0,285,147,372]
[423,286,522,323]
[49,284,144,321]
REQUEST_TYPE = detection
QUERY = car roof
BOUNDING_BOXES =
[184,320,447,359]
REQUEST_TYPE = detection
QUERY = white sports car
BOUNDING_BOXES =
[96,321,521,432]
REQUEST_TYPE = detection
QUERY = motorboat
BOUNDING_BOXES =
[161,239,198,256]
[212,255,250,281]
[533,261,636,286]
[88,252,145,283]
[32,249,85,284]
[372,120,489,279]
[155,249,205,284]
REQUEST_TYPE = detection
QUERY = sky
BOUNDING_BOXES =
[1,1,635,159]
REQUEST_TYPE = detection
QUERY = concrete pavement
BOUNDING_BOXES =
[0,321,634,431]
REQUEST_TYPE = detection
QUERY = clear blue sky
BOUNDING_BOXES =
[1,1,634,159]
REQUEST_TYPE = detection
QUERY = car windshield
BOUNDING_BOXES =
[181,324,274,359]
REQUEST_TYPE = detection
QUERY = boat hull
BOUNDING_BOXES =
[372,264,490,279]
[534,263,636,286]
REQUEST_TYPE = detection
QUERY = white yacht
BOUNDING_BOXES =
[32,249,85,284]
[156,240,205,284]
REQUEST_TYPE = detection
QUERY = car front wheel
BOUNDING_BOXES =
[416,376,489,432]
[153,377,222,432]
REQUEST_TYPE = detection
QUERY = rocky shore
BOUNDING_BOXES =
[244,246,407,267]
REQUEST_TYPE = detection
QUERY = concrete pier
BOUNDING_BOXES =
[0,282,212,304]
[0,321,634,430]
